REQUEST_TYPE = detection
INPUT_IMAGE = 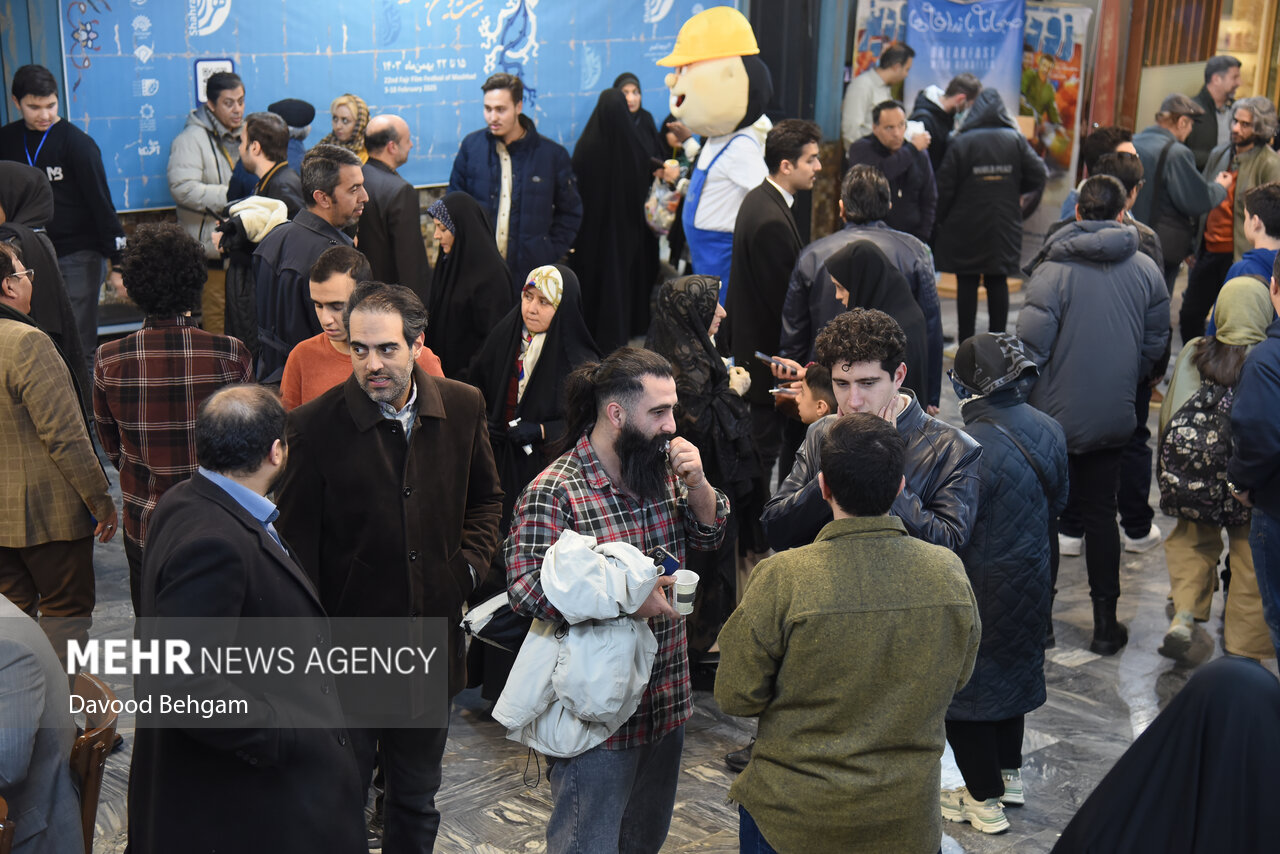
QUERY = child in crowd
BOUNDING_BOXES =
[795,362,837,424]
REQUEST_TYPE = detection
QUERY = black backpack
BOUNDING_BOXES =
[1158,382,1250,528]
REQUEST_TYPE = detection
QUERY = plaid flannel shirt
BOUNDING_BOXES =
[93,316,253,546]
[505,432,729,750]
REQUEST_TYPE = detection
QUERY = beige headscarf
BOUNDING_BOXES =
[517,266,565,401]
[1161,276,1275,433]
[318,93,369,163]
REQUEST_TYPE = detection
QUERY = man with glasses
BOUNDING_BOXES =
[0,241,117,665]
[1182,96,1280,344]
[847,100,937,244]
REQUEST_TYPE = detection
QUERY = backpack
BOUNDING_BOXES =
[1157,382,1250,527]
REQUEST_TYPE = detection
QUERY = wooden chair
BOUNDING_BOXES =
[0,794,15,854]
[69,673,118,854]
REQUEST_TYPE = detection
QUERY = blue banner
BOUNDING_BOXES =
[903,0,1026,119]
[60,0,708,210]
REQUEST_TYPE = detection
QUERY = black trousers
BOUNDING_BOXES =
[352,721,451,853]
[1179,249,1235,346]
[1061,385,1155,542]
[1118,381,1156,539]
[1062,447,1125,600]
[124,534,145,616]
[946,716,1025,801]
[956,274,1009,343]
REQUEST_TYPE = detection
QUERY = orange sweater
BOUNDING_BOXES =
[280,332,445,410]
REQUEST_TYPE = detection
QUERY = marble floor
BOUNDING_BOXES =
[83,282,1271,853]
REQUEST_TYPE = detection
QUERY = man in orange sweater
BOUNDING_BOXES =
[280,246,442,409]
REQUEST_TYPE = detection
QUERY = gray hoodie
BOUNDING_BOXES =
[167,107,240,259]
[1017,220,1170,453]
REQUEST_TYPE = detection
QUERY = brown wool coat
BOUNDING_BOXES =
[275,367,504,698]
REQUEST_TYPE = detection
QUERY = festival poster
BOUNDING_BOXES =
[1021,4,1093,180]
[852,0,908,77]
[903,0,1026,120]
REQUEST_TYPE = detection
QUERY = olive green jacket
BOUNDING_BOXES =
[715,515,980,854]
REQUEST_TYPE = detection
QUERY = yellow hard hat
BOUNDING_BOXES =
[656,6,760,67]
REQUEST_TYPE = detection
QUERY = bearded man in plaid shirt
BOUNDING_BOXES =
[505,346,729,854]
[94,223,252,612]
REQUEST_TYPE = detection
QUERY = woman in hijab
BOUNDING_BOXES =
[465,264,599,701]
[0,162,87,406]
[470,264,600,527]
[1053,656,1280,853]
[1157,276,1275,662]
[316,93,369,163]
[823,240,930,403]
[572,87,660,352]
[425,192,514,376]
[613,72,665,159]
[646,274,756,662]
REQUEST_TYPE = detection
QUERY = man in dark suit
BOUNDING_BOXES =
[276,281,503,853]
[358,115,429,303]
[727,119,822,487]
[127,384,366,854]
[1185,55,1242,170]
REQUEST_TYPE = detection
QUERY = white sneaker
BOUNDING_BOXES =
[1058,533,1083,557]
[940,787,1010,834]
[1000,769,1024,806]
[1123,523,1163,553]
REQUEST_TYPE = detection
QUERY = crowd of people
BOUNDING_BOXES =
[2,21,1280,854]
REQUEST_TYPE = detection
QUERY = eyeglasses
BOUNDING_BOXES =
[5,268,33,283]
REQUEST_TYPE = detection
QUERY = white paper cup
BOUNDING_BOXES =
[672,569,699,616]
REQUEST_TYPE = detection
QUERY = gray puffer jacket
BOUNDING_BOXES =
[1017,220,1170,453]
[167,108,240,259]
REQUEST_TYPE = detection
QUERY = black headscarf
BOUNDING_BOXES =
[823,240,930,400]
[612,72,665,160]
[646,275,755,493]
[1053,656,1280,853]
[469,264,600,527]
[0,162,89,408]
[572,88,659,352]
[425,192,514,377]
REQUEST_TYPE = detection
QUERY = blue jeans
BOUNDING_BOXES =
[57,249,107,376]
[1249,508,1280,660]
[739,805,780,853]
[546,725,684,854]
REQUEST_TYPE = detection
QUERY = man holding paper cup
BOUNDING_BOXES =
[505,346,729,854]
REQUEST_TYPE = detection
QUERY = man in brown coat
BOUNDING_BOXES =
[276,281,503,853]
[0,241,116,662]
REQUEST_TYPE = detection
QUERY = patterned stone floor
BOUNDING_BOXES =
[85,280,1273,853]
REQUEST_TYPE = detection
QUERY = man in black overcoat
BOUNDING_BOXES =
[358,115,430,303]
[276,281,503,853]
[128,384,366,854]
[727,119,823,485]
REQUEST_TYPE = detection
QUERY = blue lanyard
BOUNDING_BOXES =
[24,126,51,168]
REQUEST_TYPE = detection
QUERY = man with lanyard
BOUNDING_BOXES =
[0,64,126,383]
[659,6,773,304]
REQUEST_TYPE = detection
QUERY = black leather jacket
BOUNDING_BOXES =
[761,391,982,552]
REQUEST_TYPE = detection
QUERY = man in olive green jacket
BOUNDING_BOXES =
[716,413,980,854]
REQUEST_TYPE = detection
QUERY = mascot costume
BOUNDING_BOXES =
[659,6,773,304]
